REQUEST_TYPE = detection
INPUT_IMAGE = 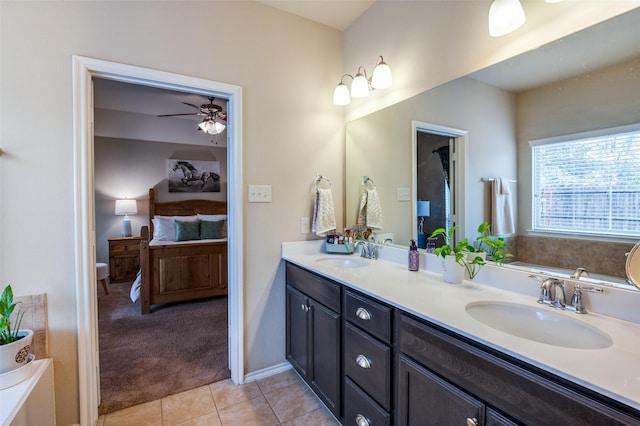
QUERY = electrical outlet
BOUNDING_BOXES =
[300,217,311,234]
[248,185,272,202]
[397,187,411,201]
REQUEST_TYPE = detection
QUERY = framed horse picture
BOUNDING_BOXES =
[168,159,221,193]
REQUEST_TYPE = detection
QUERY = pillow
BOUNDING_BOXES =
[152,217,176,241]
[201,219,226,239]
[197,214,227,222]
[174,219,201,241]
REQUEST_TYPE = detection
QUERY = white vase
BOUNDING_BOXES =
[0,329,33,374]
[442,255,465,284]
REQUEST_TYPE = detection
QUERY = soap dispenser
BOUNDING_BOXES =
[409,239,419,271]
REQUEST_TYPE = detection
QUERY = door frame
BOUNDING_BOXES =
[412,120,468,243]
[72,55,244,425]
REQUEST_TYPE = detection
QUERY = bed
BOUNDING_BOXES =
[139,188,228,314]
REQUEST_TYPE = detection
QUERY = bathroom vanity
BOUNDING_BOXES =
[283,241,640,425]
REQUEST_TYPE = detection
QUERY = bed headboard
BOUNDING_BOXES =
[148,188,227,237]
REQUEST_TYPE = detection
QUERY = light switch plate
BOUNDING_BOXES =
[300,217,310,234]
[397,187,411,201]
[248,185,272,202]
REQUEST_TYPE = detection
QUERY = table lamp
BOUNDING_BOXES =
[115,199,137,237]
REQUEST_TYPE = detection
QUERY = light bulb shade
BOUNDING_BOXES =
[333,83,351,105]
[371,60,392,89]
[417,200,430,217]
[488,0,526,37]
[115,199,137,216]
[198,118,226,135]
[351,73,370,98]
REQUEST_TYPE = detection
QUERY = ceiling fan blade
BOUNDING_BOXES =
[157,113,200,117]
[182,102,201,109]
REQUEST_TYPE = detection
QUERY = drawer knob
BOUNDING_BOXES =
[356,307,372,320]
[355,354,372,369]
[356,414,370,426]
[466,418,480,426]
[300,304,310,312]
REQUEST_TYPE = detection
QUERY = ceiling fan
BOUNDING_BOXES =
[158,96,228,135]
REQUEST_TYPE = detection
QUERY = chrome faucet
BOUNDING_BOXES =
[538,277,566,308]
[354,241,378,259]
[571,267,589,280]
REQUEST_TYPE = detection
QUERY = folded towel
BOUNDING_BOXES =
[312,187,336,236]
[491,177,515,235]
[357,188,383,230]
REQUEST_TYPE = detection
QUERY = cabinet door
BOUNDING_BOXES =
[286,286,310,379]
[486,408,520,426]
[309,298,341,418]
[397,355,485,426]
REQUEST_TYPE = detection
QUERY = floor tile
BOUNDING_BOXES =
[173,411,222,426]
[263,380,322,423]
[256,369,300,394]
[209,378,262,410]
[217,395,280,426]
[161,385,216,425]
[281,407,341,426]
[103,400,162,426]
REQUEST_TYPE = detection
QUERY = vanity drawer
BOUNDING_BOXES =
[345,377,391,426]
[344,289,392,343]
[286,262,340,312]
[344,321,392,410]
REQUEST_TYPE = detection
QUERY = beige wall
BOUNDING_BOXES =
[0,2,342,424]
[2,1,639,424]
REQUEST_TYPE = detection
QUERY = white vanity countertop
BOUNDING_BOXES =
[282,241,640,412]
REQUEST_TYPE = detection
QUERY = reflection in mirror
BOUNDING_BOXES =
[626,241,640,290]
[345,8,640,284]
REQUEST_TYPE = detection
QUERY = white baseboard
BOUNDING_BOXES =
[243,362,292,383]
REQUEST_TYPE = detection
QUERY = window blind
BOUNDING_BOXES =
[532,128,640,237]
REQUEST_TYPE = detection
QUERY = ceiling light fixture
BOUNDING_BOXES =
[198,115,226,135]
[488,0,526,37]
[333,56,392,105]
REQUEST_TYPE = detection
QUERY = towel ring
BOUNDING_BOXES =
[362,176,376,190]
[315,174,332,190]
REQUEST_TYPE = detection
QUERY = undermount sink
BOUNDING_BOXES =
[315,257,369,268]
[465,301,613,349]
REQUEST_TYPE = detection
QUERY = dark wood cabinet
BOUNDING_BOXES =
[108,237,142,282]
[285,263,341,418]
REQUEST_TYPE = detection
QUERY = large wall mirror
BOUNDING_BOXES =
[345,8,640,283]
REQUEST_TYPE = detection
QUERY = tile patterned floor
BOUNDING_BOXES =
[96,369,341,426]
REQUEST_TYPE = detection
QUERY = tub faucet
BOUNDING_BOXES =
[571,267,589,280]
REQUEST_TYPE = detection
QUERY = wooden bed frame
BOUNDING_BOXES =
[139,188,228,314]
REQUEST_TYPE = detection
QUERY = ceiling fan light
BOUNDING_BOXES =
[371,58,392,89]
[489,0,526,37]
[333,82,351,105]
[351,72,370,98]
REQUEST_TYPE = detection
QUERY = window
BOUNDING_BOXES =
[531,124,640,238]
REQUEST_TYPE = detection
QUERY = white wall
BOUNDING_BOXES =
[0,2,343,424]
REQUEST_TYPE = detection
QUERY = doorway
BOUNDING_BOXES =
[72,56,244,426]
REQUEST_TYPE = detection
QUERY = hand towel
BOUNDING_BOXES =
[312,187,336,236]
[491,177,515,235]
[357,188,383,230]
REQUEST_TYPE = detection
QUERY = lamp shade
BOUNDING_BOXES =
[351,72,370,98]
[488,0,526,37]
[115,199,137,216]
[417,201,430,217]
[371,59,392,89]
[333,82,351,105]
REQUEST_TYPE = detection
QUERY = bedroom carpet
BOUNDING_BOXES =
[97,281,230,415]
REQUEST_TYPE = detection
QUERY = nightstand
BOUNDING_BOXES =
[108,236,142,283]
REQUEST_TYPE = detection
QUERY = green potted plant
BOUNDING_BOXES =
[473,222,513,265]
[430,226,486,282]
[0,285,33,374]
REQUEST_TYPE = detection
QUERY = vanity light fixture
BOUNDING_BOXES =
[488,0,526,37]
[333,56,392,105]
[198,115,226,135]
[115,198,138,238]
